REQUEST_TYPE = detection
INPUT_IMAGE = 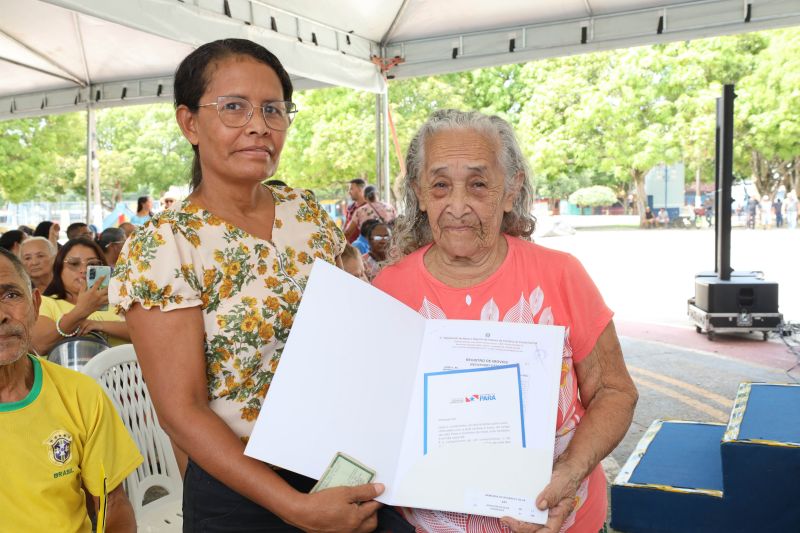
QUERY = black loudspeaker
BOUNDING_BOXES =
[694,275,779,315]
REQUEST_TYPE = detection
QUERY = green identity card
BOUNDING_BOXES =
[310,452,376,493]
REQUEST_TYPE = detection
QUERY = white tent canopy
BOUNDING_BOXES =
[3,0,800,120]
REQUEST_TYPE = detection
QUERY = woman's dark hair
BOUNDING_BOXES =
[43,238,107,300]
[33,221,54,239]
[0,230,26,252]
[136,196,151,214]
[364,185,378,203]
[174,38,294,190]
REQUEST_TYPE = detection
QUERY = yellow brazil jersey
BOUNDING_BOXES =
[0,355,142,533]
[39,296,128,347]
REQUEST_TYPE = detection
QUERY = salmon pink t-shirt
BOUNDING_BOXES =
[373,235,612,533]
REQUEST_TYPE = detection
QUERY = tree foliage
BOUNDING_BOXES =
[569,186,618,207]
[1,28,798,206]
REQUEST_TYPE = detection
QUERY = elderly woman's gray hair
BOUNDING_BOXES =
[391,109,535,260]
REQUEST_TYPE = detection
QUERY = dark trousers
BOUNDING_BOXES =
[183,460,414,533]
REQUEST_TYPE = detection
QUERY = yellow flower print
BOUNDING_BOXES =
[201,293,209,307]
[285,247,296,259]
[265,296,280,311]
[203,268,217,286]
[265,277,280,289]
[214,250,225,263]
[257,264,267,275]
[242,314,259,332]
[217,316,227,328]
[154,233,166,245]
[216,347,232,361]
[297,252,309,263]
[187,218,203,231]
[210,361,222,374]
[162,285,173,297]
[259,383,270,397]
[270,358,280,373]
[225,375,235,388]
[119,284,128,298]
[244,378,255,389]
[187,234,201,247]
[233,358,241,370]
[131,242,143,258]
[285,264,298,277]
[241,407,260,421]
[279,310,293,328]
[224,261,241,277]
[206,214,223,226]
[275,219,283,229]
[185,204,200,214]
[259,323,274,341]
[242,296,257,309]
[220,278,234,298]
[284,290,300,305]
[323,242,332,255]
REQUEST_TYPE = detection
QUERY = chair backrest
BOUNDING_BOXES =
[82,344,183,517]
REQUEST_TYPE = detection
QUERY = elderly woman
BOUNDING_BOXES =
[373,110,638,533]
[19,236,56,292]
[110,38,386,532]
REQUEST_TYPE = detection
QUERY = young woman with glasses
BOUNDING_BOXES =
[110,39,394,532]
[31,238,130,355]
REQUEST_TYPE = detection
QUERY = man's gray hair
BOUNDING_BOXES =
[19,236,56,256]
[0,247,33,298]
[390,109,536,260]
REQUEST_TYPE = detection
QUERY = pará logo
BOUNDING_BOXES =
[464,393,497,402]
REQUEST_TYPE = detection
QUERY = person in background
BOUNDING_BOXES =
[131,196,153,226]
[353,220,371,254]
[31,238,130,355]
[657,208,670,228]
[118,222,136,239]
[111,38,385,532]
[18,225,34,236]
[341,243,368,282]
[66,222,93,241]
[344,185,397,242]
[0,230,27,256]
[642,206,656,228]
[34,221,61,249]
[98,227,127,267]
[361,220,391,283]
[374,109,637,533]
[344,178,367,242]
[773,197,783,228]
[758,195,773,229]
[19,236,56,293]
[0,247,141,533]
[784,191,798,229]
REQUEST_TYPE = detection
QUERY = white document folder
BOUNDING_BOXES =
[245,260,565,523]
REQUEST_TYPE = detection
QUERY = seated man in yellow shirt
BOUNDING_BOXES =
[0,248,142,532]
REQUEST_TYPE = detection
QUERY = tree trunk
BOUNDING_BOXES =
[632,169,647,225]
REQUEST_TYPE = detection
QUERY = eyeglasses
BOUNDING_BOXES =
[371,235,391,241]
[198,96,297,130]
[64,257,103,269]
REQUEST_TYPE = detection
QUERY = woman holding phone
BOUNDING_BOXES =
[31,238,130,355]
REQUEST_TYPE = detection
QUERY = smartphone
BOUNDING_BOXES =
[87,265,112,289]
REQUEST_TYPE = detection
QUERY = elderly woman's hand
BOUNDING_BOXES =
[500,459,584,533]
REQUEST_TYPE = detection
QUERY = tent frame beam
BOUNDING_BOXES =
[384,0,800,79]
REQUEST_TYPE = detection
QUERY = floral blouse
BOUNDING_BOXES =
[110,186,346,441]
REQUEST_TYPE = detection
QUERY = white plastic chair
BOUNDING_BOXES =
[82,344,183,531]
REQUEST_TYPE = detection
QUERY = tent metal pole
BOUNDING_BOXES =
[381,90,391,203]
[85,105,94,224]
[375,94,383,195]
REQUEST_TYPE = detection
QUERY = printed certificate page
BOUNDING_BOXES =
[389,319,564,523]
